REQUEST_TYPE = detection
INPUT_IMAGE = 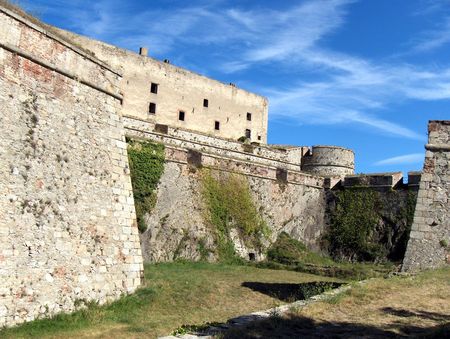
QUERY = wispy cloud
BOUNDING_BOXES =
[412,17,450,52]
[25,0,450,141]
[374,153,424,166]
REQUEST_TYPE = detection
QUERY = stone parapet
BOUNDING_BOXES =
[123,116,305,172]
[343,172,404,189]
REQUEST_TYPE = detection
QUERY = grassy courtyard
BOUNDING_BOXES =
[0,262,343,338]
[2,262,448,338]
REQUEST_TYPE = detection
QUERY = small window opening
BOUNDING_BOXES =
[248,253,256,261]
[179,111,185,121]
[214,121,220,130]
[149,102,156,114]
[245,129,251,139]
[203,99,209,107]
[258,135,261,141]
[150,83,158,94]
[247,112,252,121]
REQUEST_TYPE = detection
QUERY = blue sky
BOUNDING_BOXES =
[21,0,450,176]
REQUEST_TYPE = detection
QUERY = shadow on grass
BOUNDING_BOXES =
[381,307,450,322]
[221,314,450,339]
[241,281,343,302]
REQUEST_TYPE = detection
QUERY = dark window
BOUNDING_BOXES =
[214,121,220,130]
[179,111,185,121]
[245,129,251,139]
[247,112,252,121]
[149,102,156,114]
[203,99,209,107]
[258,135,261,141]
[150,83,158,94]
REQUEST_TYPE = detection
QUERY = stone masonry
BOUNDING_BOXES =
[402,121,450,271]
[0,7,143,327]
[1,1,447,329]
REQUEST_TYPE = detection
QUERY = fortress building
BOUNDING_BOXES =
[0,3,448,328]
[54,29,269,144]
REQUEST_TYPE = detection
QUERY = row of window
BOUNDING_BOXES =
[149,102,252,121]
[149,82,258,139]
[150,82,252,120]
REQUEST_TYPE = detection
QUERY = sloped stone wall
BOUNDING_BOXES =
[0,8,143,327]
[138,147,327,262]
[402,120,450,271]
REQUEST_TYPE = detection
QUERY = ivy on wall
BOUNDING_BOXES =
[127,138,165,232]
[201,170,269,262]
[325,188,417,262]
[327,188,382,261]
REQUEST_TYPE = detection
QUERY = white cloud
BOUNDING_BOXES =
[374,153,424,166]
[25,0,450,140]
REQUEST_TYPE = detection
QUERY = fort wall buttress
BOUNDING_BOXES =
[54,28,269,144]
[0,7,143,327]
[402,121,450,271]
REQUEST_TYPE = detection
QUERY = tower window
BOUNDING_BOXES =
[179,111,185,121]
[203,99,209,107]
[215,121,220,130]
[258,135,261,141]
[245,129,251,139]
[247,112,252,121]
[150,83,158,94]
[149,102,156,114]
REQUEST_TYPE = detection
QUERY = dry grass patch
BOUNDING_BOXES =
[224,267,450,338]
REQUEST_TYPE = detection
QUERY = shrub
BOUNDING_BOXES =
[267,232,335,266]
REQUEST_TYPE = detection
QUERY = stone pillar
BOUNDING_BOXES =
[402,120,450,271]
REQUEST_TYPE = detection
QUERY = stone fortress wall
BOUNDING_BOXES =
[0,1,448,329]
[0,6,143,327]
[53,28,269,144]
[402,121,450,271]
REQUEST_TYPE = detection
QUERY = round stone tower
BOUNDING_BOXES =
[301,145,354,176]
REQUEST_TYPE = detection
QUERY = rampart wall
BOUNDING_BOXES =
[137,147,327,262]
[402,121,450,271]
[0,7,143,327]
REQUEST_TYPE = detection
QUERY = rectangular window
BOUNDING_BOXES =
[245,129,251,139]
[150,83,158,94]
[149,102,156,114]
[203,99,209,107]
[215,121,220,130]
[179,111,185,121]
[257,135,261,141]
[247,112,252,121]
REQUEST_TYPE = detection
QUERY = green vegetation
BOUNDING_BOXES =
[0,262,341,338]
[127,138,165,232]
[327,188,383,261]
[201,170,270,262]
[267,232,335,266]
[261,232,393,280]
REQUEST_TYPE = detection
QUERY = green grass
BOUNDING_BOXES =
[0,262,345,338]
